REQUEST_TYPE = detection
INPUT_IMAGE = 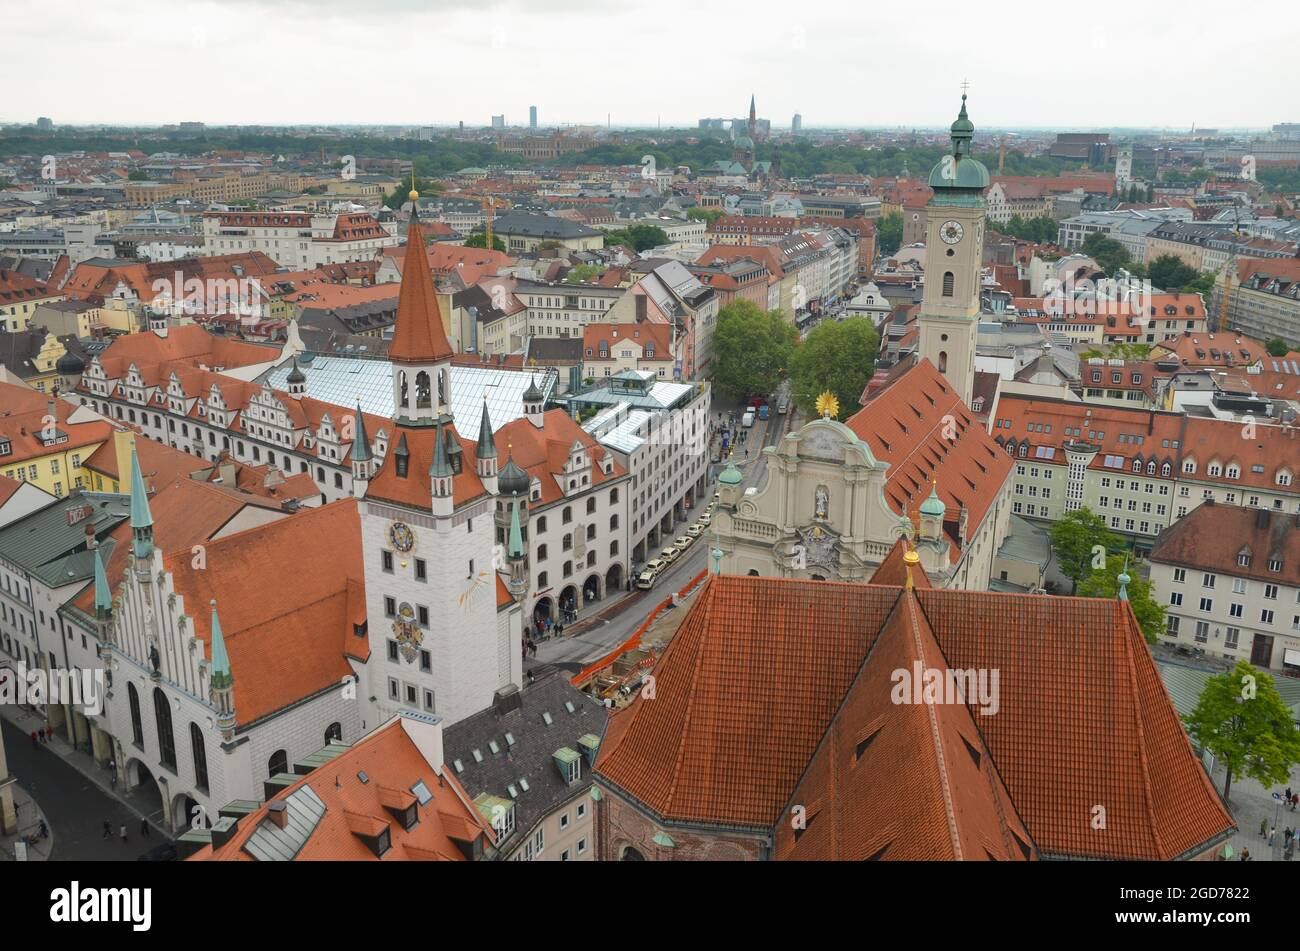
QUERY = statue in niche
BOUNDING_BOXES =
[814,485,829,521]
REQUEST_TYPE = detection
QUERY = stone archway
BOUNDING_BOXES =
[533,597,553,629]
[620,844,646,861]
[173,792,210,833]
[559,585,579,620]
[583,573,602,605]
[605,563,624,594]
[126,758,165,828]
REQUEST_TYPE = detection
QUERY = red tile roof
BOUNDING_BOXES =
[189,715,492,861]
[385,218,455,365]
[847,359,1012,558]
[596,575,1234,860]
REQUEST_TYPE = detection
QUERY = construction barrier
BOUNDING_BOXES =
[571,569,709,688]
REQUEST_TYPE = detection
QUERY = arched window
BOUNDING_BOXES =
[942,272,955,297]
[325,722,342,744]
[938,351,948,373]
[438,369,448,408]
[415,371,431,409]
[190,723,209,792]
[153,687,176,770]
[399,371,409,409]
[128,682,144,746]
[268,749,288,777]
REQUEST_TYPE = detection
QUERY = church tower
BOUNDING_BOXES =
[917,93,989,407]
[358,190,521,729]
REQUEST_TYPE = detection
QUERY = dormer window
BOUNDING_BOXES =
[1238,550,1252,568]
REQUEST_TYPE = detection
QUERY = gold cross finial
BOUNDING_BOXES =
[960,78,970,96]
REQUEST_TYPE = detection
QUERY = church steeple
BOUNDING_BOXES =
[390,187,455,430]
[129,445,154,568]
[208,599,236,741]
[476,398,499,492]
[350,403,373,496]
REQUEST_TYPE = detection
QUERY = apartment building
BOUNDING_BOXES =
[512,279,624,339]
[993,392,1300,555]
[202,211,397,269]
[1213,257,1300,344]
[1151,502,1300,670]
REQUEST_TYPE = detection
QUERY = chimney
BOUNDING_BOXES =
[114,429,137,491]
[635,293,647,323]
[209,815,240,849]
[266,800,289,830]
[218,459,237,486]
[1256,508,1270,530]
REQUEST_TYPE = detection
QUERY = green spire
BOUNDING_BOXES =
[349,403,372,463]
[93,544,112,619]
[209,599,233,690]
[428,421,453,480]
[477,398,497,460]
[1117,556,1132,602]
[508,493,525,559]
[129,446,154,560]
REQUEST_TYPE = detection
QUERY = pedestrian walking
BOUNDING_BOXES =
[1241,848,1252,861]
[102,820,112,839]
[1261,819,1268,837]
[1287,787,1292,802]
[119,823,128,845]
[1269,826,1276,846]
[38,727,46,743]
[1292,793,1298,811]
[38,819,48,839]
[29,731,37,749]
[141,818,150,838]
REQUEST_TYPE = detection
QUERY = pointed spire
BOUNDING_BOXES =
[477,398,497,460]
[129,446,154,560]
[1117,555,1132,602]
[350,403,372,462]
[287,354,306,384]
[508,494,525,559]
[93,544,112,619]
[428,421,453,480]
[388,210,455,364]
[208,599,233,690]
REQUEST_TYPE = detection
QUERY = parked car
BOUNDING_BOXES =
[636,559,667,589]
[660,545,681,563]
[686,524,705,538]
[700,510,713,523]
[675,535,693,549]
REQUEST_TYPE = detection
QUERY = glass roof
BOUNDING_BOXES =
[260,356,557,439]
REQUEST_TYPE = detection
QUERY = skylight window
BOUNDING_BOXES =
[489,740,500,755]
[505,732,516,746]
[472,749,484,763]
[519,778,530,791]
[564,701,576,714]
[410,781,432,806]
[453,759,464,774]
[357,770,369,784]
[542,712,553,725]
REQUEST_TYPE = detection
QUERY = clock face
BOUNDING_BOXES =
[388,521,415,553]
[940,220,964,245]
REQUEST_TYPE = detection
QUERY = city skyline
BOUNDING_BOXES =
[2,0,1296,129]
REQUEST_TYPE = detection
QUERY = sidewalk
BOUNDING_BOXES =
[0,784,51,861]
[0,702,167,837]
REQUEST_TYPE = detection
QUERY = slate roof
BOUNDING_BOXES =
[443,668,608,854]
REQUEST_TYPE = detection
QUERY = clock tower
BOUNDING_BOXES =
[917,94,989,407]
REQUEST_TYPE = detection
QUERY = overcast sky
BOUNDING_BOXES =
[2,0,1295,131]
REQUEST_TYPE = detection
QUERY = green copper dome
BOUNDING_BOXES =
[928,94,989,192]
[718,462,743,485]
[920,483,946,517]
[734,135,755,151]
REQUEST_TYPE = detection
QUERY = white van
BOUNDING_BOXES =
[742,410,755,428]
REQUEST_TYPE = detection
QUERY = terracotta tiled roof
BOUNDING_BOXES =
[847,360,1012,558]
[189,714,492,861]
[365,424,488,510]
[385,218,455,365]
[869,538,931,588]
[0,382,112,466]
[581,323,672,363]
[1150,500,1300,585]
[493,410,624,509]
[596,575,1234,860]
[163,499,365,725]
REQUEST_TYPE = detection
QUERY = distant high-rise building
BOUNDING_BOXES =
[792,112,802,133]
[529,105,537,129]
[491,114,506,129]
[36,116,53,131]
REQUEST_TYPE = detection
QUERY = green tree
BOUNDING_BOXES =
[564,264,602,283]
[877,212,903,256]
[997,215,1059,244]
[1147,254,1199,291]
[1077,554,1165,643]
[787,317,879,420]
[1082,232,1132,275]
[1266,338,1293,357]
[1049,507,1122,594]
[127,170,149,181]
[1184,660,1300,803]
[603,224,669,252]
[687,207,724,225]
[709,299,796,402]
[383,178,442,210]
[463,231,506,251]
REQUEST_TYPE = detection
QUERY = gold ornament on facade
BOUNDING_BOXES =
[815,391,839,419]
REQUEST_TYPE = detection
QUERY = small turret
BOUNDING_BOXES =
[523,376,545,428]
[476,398,499,492]
[350,403,372,497]
[717,461,743,507]
[129,445,155,578]
[208,599,237,741]
[429,422,455,517]
[287,355,307,399]
[919,480,946,543]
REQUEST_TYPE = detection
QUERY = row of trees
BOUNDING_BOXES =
[602,224,669,252]
[709,300,879,421]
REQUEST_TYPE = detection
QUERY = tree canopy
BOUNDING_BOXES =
[709,299,796,403]
[1081,232,1134,276]
[602,224,669,252]
[877,212,903,256]
[1147,254,1200,292]
[1077,554,1165,643]
[1184,660,1300,804]
[995,215,1059,244]
[1266,337,1294,357]
[463,231,506,251]
[787,317,879,421]
[1049,507,1122,594]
